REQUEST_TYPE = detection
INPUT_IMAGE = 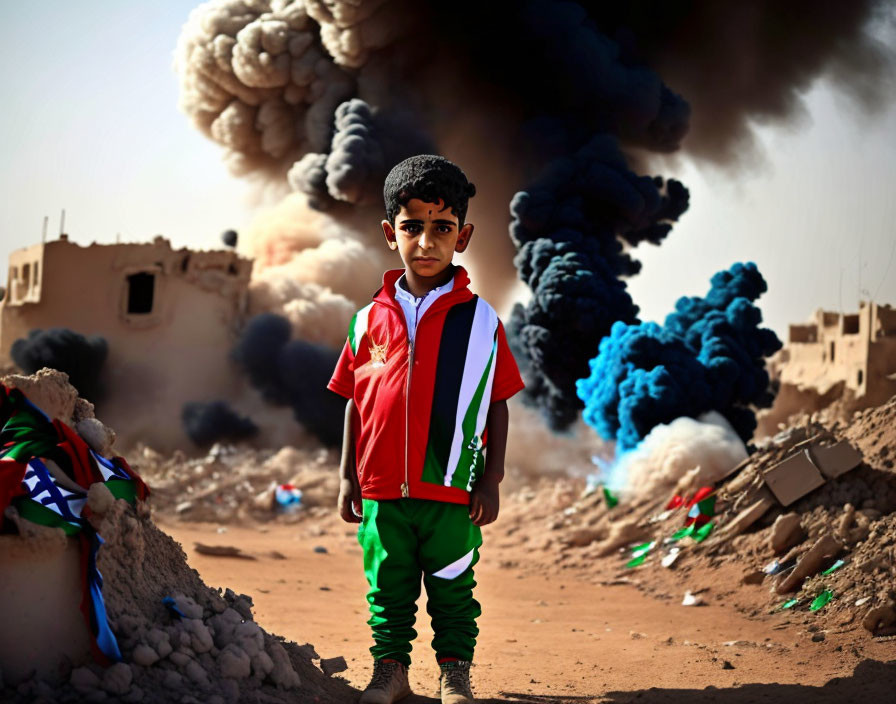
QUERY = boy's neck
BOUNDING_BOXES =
[402,264,456,299]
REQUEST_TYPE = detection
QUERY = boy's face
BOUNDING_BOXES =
[382,198,474,280]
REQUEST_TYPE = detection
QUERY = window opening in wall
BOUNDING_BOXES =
[33,262,39,287]
[843,315,859,334]
[127,272,155,314]
[181,255,190,273]
[228,262,238,275]
[858,369,863,386]
[830,341,835,363]
[22,263,30,289]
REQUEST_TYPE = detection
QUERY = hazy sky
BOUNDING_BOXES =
[1,1,894,341]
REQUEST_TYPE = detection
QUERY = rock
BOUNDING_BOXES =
[714,497,774,542]
[862,604,896,634]
[268,640,301,688]
[722,660,735,670]
[70,666,101,693]
[811,632,826,642]
[770,513,804,554]
[170,594,204,620]
[218,644,251,679]
[132,645,159,667]
[101,662,132,696]
[86,483,117,516]
[319,656,348,677]
[776,535,843,594]
[75,417,116,456]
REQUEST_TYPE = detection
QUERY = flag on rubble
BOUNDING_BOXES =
[0,384,149,664]
[684,487,715,528]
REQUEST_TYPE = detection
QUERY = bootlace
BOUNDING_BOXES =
[368,660,401,689]
[441,661,473,694]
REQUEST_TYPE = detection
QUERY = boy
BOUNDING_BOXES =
[328,155,524,704]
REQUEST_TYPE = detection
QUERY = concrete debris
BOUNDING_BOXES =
[768,512,804,554]
[762,450,827,506]
[775,535,843,594]
[712,496,774,543]
[681,590,706,607]
[762,440,862,506]
[319,656,348,677]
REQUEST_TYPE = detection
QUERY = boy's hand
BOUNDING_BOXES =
[338,478,362,523]
[469,476,500,526]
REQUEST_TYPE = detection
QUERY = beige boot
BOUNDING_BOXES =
[439,660,474,704]
[359,659,412,704]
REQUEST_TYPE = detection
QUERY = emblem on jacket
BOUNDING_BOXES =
[369,338,388,368]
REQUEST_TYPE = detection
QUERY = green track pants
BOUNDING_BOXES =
[358,498,483,667]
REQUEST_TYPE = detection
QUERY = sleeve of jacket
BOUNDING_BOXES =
[327,338,355,399]
[490,320,525,402]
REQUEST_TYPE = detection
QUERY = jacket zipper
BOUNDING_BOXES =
[402,295,425,498]
[401,336,414,498]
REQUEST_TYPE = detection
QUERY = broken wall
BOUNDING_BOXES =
[0,236,253,450]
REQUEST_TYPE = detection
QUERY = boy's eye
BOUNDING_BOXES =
[437,225,452,233]
[402,224,422,234]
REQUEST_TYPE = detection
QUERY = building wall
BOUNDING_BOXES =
[0,236,252,450]
[777,302,896,401]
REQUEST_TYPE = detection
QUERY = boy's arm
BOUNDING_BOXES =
[470,399,508,527]
[337,399,362,523]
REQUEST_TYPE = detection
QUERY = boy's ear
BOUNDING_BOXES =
[455,223,474,253]
[382,220,398,250]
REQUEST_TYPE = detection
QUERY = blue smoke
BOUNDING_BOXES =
[576,262,781,450]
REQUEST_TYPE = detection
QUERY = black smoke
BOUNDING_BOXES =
[182,400,258,447]
[11,328,108,402]
[231,313,344,447]
[221,229,238,248]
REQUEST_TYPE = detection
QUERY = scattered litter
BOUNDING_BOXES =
[693,522,715,542]
[779,598,801,610]
[313,546,328,554]
[162,596,187,619]
[625,541,655,568]
[809,590,834,612]
[275,484,303,512]
[855,597,871,607]
[682,590,706,607]
[661,547,681,568]
[821,559,845,576]
[194,543,256,559]
[602,486,619,509]
[764,558,797,575]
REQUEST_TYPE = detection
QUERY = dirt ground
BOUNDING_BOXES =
[159,517,896,703]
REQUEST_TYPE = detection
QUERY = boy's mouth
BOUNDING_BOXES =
[414,256,439,262]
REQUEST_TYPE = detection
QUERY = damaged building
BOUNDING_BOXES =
[0,234,253,450]
[758,302,896,436]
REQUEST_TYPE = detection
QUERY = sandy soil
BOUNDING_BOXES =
[159,518,896,703]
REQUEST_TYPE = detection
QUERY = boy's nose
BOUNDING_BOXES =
[419,229,435,249]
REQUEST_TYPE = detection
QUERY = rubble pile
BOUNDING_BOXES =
[501,394,896,640]
[0,369,356,703]
[135,444,340,524]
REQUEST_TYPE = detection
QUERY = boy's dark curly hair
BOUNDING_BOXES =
[383,155,476,225]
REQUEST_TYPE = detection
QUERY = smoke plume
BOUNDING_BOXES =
[231,313,344,446]
[176,0,894,437]
[576,262,782,450]
[607,411,749,496]
[10,328,108,403]
[182,400,258,446]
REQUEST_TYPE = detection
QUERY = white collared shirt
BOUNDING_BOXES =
[394,272,455,343]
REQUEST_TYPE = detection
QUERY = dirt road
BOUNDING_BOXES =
[160,519,896,703]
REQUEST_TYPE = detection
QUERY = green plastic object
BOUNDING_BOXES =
[809,590,834,611]
[625,554,647,568]
[670,525,694,541]
[603,486,619,509]
[780,598,800,610]
[630,541,654,558]
[821,559,845,576]
[693,522,714,542]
